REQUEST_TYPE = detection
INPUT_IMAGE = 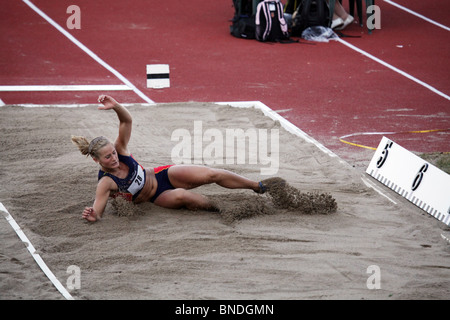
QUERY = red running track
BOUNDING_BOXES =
[1,0,449,163]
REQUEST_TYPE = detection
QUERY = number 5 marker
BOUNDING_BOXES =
[367,137,450,226]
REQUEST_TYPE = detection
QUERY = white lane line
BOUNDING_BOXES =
[384,0,450,31]
[337,38,450,101]
[22,0,154,104]
[0,202,74,300]
[0,85,132,92]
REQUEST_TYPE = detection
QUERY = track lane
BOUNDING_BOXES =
[1,0,448,159]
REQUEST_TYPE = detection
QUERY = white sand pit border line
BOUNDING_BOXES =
[0,202,74,300]
[217,101,346,164]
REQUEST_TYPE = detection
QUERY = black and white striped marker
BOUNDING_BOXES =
[146,64,170,89]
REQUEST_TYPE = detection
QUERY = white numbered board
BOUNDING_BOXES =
[366,136,450,226]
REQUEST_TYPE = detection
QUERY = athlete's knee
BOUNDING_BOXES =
[171,188,210,210]
[202,168,224,184]
[154,188,188,209]
[170,188,190,203]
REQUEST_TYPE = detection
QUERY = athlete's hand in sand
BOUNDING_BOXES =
[82,207,98,222]
[98,95,119,110]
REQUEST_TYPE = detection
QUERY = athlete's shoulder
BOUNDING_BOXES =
[97,174,118,191]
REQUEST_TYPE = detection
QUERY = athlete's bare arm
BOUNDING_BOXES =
[82,175,114,222]
[98,95,133,156]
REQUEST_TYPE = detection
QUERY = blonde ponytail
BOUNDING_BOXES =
[71,135,90,156]
[71,135,111,158]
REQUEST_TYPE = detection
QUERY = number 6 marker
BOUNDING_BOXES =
[367,137,450,226]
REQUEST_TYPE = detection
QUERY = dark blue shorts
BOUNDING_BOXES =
[150,165,175,203]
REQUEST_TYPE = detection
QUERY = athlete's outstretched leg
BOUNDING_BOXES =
[167,165,262,192]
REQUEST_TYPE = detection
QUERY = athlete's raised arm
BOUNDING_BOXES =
[98,95,133,156]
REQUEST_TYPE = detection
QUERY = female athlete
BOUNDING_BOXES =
[71,95,267,222]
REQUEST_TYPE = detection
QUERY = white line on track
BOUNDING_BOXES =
[337,38,450,101]
[384,0,450,31]
[22,0,154,104]
[0,85,132,92]
[0,202,74,300]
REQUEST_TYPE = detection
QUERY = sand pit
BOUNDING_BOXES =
[0,102,449,300]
